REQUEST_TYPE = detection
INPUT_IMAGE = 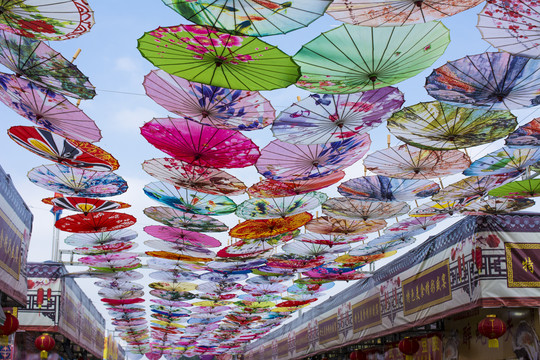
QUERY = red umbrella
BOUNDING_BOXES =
[55,212,136,233]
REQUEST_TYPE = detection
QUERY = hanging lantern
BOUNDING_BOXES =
[35,333,55,359]
[46,288,52,302]
[478,314,507,348]
[36,288,44,309]
[398,337,419,360]
[0,312,19,336]
[350,350,366,360]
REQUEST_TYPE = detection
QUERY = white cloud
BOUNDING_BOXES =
[114,57,141,73]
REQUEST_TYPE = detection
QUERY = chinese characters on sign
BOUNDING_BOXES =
[318,315,338,345]
[506,243,540,287]
[352,294,382,332]
[295,329,308,353]
[0,210,22,279]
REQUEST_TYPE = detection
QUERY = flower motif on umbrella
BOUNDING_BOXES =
[217,233,287,258]
[229,212,312,239]
[149,270,199,283]
[322,198,410,221]
[282,242,350,258]
[272,88,404,144]
[199,272,248,283]
[432,173,520,201]
[350,233,416,256]
[0,73,101,142]
[266,254,327,272]
[143,182,237,216]
[306,216,387,236]
[144,240,216,258]
[245,275,294,285]
[295,232,366,247]
[137,24,300,91]
[150,290,197,301]
[256,136,371,181]
[242,283,287,296]
[63,229,138,247]
[144,206,228,232]
[488,179,540,198]
[464,147,540,176]
[410,198,479,217]
[287,282,334,294]
[236,191,327,220]
[364,144,471,179]
[387,101,517,150]
[149,282,198,292]
[505,119,540,147]
[43,196,130,215]
[206,259,266,273]
[73,241,138,255]
[305,267,371,282]
[461,197,535,215]
[145,251,213,264]
[27,164,128,197]
[145,224,222,248]
[327,0,483,27]
[384,214,450,234]
[247,171,345,198]
[425,52,540,110]
[55,212,136,233]
[80,252,139,267]
[294,22,450,93]
[141,117,260,168]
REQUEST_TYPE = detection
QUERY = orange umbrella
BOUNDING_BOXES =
[229,212,312,239]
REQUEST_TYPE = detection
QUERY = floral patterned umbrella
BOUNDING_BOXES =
[338,175,439,202]
[27,164,128,197]
[80,252,139,265]
[294,232,366,247]
[266,254,326,272]
[144,206,228,232]
[409,198,479,217]
[99,288,145,300]
[206,259,266,273]
[229,212,312,239]
[242,283,287,296]
[425,52,540,110]
[272,88,404,144]
[64,229,138,247]
[217,238,278,258]
[146,251,213,263]
[0,30,95,99]
[461,197,535,215]
[147,258,207,272]
[142,158,246,196]
[0,73,101,142]
[144,240,216,258]
[287,282,334,294]
[236,192,327,219]
[0,0,94,40]
[505,119,540,147]
[464,147,540,176]
[73,241,138,255]
[488,179,540,198]
[141,117,260,168]
[247,172,345,198]
[55,212,136,233]
[431,173,520,201]
[143,181,237,216]
[350,234,416,256]
[384,214,450,234]
[143,69,274,131]
[8,126,118,171]
[282,242,350,257]
[197,282,241,294]
[322,198,410,220]
[294,22,450,93]
[149,270,199,283]
[305,268,371,282]
[199,272,248,283]
[363,144,471,179]
[306,216,387,235]
[256,136,371,181]
[137,24,300,91]
[150,290,197,301]
[387,101,517,150]
[477,0,540,59]
[245,275,294,285]
[46,196,130,215]
[327,0,483,26]
[149,282,198,292]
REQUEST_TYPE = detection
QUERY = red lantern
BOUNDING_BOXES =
[37,288,44,309]
[35,333,55,359]
[350,350,367,360]
[478,314,507,348]
[46,288,52,301]
[399,337,420,360]
[0,312,19,336]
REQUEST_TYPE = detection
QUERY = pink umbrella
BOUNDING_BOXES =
[140,117,260,168]
[248,171,345,198]
[144,225,222,248]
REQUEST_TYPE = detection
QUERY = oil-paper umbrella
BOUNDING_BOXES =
[137,24,300,91]
[387,101,518,150]
[461,197,535,215]
[229,212,313,239]
[256,136,371,181]
[363,145,471,179]
[505,119,540,148]
[27,164,128,197]
[338,176,440,202]
[266,254,326,272]
[46,196,130,215]
[55,212,137,233]
[149,270,199,283]
[425,52,540,110]
[149,282,198,292]
[431,173,520,201]
[384,214,450,234]
[73,241,138,255]
[206,259,266,273]
[143,69,274,131]
[144,240,216,258]
[8,126,118,171]
[143,181,237,216]
[140,117,260,168]
[146,251,213,264]
[463,147,540,176]
[305,268,371,282]
[99,289,145,300]
[199,272,248,283]
[142,158,246,196]
[294,22,450,93]
[0,30,95,99]
[63,229,138,247]
[488,179,540,198]
[477,0,540,59]
[144,206,228,232]
[409,198,479,217]
[327,0,483,26]
[282,242,351,257]
[242,283,287,296]
[306,216,387,236]
[322,198,410,221]
[235,192,327,219]
[0,0,94,40]
[272,88,404,145]
[247,172,345,198]
[295,232,366,247]
[217,240,276,258]
[350,234,416,256]
[161,0,332,36]
[0,73,101,142]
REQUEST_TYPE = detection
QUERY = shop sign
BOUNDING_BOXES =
[318,314,338,344]
[352,294,381,332]
[296,329,308,352]
[505,242,540,287]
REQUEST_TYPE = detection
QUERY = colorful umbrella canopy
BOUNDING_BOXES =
[384,214,450,234]
[206,259,266,273]
[55,212,137,233]
[461,197,535,215]
[431,174,519,201]
[409,198,479,217]
[338,175,439,202]
[272,88,404,144]
[99,288,145,300]
[350,234,416,256]
[294,22,450,93]
[282,242,350,257]
[488,179,540,198]
[143,181,237,216]
[305,268,371,282]
[27,164,128,197]
[146,251,213,263]
[236,192,327,219]
[464,147,540,176]
[247,172,345,198]
[322,198,410,220]
[245,275,294,285]
[327,0,483,26]
[149,282,198,292]
[73,241,138,255]
[8,126,118,171]
[229,212,313,239]
[425,52,540,110]
[161,0,332,36]
[505,119,540,148]
[143,69,274,131]
[144,240,216,258]
[217,240,275,258]
[266,254,326,271]
[137,24,300,91]
[140,117,260,168]
[144,206,228,232]
[295,232,366,247]
[287,282,334,294]
[387,101,517,150]
[149,270,199,283]
[142,158,246,196]
[150,290,197,301]
[364,145,471,179]
[256,136,371,181]
[64,229,138,247]
[477,0,540,58]
[242,283,287,296]
[199,272,248,283]
[197,282,241,294]
[306,216,387,236]
[0,73,100,142]
[46,196,130,215]
[0,0,94,40]
[147,258,207,272]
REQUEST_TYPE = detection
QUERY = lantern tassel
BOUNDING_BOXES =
[40,350,48,359]
[0,335,8,346]
[405,356,414,360]
[488,339,499,348]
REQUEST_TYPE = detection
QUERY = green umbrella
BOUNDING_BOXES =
[137,24,300,91]
[488,179,540,198]
[387,101,517,150]
[293,21,450,94]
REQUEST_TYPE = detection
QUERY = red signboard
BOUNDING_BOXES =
[506,243,540,287]
[352,294,381,332]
